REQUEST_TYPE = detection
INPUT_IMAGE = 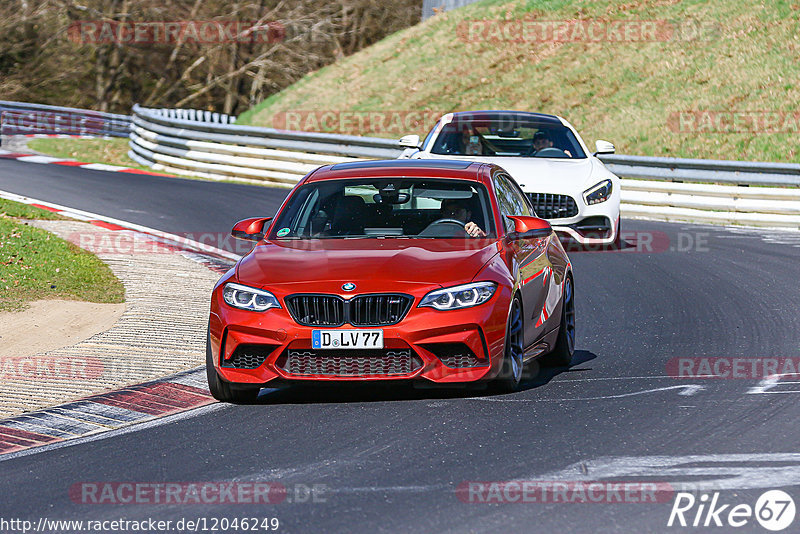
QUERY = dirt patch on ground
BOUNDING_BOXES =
[0,300,125,358]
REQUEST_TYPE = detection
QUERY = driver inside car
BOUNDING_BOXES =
[460,127,483,156]
[440,198,486,237]
[532,131,554,152]
[532,131,572,157]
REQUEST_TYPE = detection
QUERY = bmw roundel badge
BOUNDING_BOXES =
[342,282,356,291]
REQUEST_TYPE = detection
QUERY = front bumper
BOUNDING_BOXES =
[553,215,618,245]
[209,285,511,386]
[526,192,620,245]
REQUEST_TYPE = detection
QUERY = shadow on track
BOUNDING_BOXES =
[249,350,598,405]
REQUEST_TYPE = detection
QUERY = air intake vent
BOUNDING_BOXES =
[278,349,422,377]
[221,344,275,369]
[423,343,488,368]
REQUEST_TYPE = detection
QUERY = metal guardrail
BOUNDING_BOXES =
[128,104,403,185]
[0,100,131,138]
[127,104,799,228]
[599,154,800,188]
[598,155,800,228]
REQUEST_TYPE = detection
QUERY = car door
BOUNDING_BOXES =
[492,171,555,348]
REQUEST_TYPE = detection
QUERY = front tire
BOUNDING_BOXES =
[495,296,524,392]
[206,329,260,404]
[541,276,575,367]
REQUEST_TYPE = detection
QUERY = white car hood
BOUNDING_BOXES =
[415,153,602,194]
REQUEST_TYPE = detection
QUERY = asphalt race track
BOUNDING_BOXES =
[0,159,287,241]
[1,162,800,533]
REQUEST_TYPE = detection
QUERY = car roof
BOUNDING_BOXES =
[306,159,490,183]
[447,110,563,124]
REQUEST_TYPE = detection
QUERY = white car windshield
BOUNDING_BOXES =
[430,115,587,159]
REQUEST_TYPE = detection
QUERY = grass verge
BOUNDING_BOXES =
[0,198,64,220]
[0,200,125,312]
[25,137,159,173]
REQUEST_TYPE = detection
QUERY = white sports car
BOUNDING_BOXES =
[399,111,621,245]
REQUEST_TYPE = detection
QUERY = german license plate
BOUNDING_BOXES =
[312,329,384,349]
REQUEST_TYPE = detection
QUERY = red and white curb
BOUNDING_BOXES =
[0,189,241,271]
[0,147,173,177]
[0,368,213,457]
[0,191,246,453]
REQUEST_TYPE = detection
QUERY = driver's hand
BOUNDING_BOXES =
[465,222,486,237]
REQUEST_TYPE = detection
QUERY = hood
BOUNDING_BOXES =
[236,238,500,292]
[417,153,602,194]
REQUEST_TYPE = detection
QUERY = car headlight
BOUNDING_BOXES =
[419,282,497,310]
[583,179,613,205]
[222,283,281,311]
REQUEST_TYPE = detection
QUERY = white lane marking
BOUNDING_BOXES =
[322,484,451,495]
[79,163,133,171]
[0,402,227,463]
[536,454,800,491]
[475,385,706,402]
[747,373,800,394]
[15,155,63,164]
[552,375,681,382]
[0,188,241,261]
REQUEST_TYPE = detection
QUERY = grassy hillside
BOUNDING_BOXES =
[239,0,800,162]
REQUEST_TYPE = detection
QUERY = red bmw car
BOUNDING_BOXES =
[207,160,575,402]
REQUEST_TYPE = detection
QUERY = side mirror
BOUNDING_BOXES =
[399,134,421,149]
[593,140,615,156]
[506,215,552,240]
[231,217,272,241]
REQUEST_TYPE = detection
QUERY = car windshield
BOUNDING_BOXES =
[430,115,586,159]
[270,178,496,239]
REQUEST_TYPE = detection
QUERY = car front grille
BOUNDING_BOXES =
[349,294,413,326]
[278,349,422,377]
[221,344,274,369]
[285,294,413,327]
[285,295,344,326]
[526,193,579,220]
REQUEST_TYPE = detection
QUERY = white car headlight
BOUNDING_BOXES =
[419,282,497,310]
[222,283,281,311]
[583,179,613,205]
